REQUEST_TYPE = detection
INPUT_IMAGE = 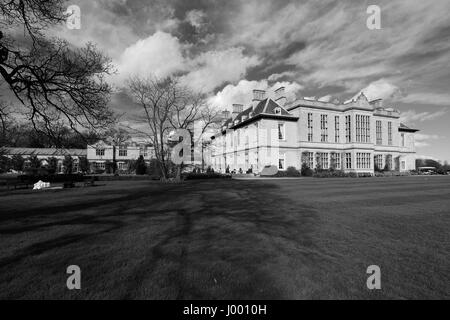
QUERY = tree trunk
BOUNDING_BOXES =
[112,145,117,174]
[175,163,183,181]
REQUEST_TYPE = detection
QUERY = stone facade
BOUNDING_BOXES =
[210,88,418,174]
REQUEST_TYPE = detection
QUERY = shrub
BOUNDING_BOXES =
[79,156,90,174]
[301,163,313,177]
[105,160,115,174]
[135,155,147,175]
[11,155,25,171]
[63,155,73,174]
[47,157,58,174]
[147,159,162,177]
[0,155,10,173]
[313,170,358,178]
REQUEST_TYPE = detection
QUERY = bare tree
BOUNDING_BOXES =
[0,100,11,134]
[127,76,221,180]
[0,0,114,142]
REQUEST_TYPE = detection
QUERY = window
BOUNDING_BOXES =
[401,133,405,147]
[279,152,285,170]
[356,153,371,169]
[401,161,406,170]
[318,152,329,169]
[388,122,393,145]
[139,145,148,157]
[274,107,281,114]
[345,153,352,169]
[119,146,127,157]
[305,152,314,168]
[307,113,313,142]
[356,115,370,143]
[95,162,105,170]
[366,115,371,142]
[335,116,340,143]
[320,114,328,142]
[345,115,351,143]
[96,148,105,156]
[375,154,383,170]
[278,123,285,140]
[376,120,382,145]
[118,162,127,171]
[334,153,341,169]
[356,115,360,142]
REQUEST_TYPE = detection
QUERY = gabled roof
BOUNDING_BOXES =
[233,106,253,123]
[215,99,298,136]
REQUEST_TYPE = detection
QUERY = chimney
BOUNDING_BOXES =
[232,104,243,118]
[274,86,286,106]
[370,99,383,109]
[252,89,266,110]
[252,89,266,102]
[222,110,230,120]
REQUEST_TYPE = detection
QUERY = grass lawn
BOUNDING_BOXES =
[0,176,449,299]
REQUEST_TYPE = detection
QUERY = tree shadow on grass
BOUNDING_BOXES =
[0,180,322,299]
[119,180,321,299]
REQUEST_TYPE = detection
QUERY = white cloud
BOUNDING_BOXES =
[414,133,443,148]
[114,31,186,84]
[185,10,207,30]
[347,79,400,103]
[268,71,296,82]
[113,33,259,92]
[179,48,260,93]
[399,109,447,124]
[399,93,450,106]
[318,95,332,102]
[208,79,303,110]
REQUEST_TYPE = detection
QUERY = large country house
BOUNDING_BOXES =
[210,87,418,175]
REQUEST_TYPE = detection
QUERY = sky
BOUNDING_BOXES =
[8,0,450,161]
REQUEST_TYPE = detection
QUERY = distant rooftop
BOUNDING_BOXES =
[0,147,86,157]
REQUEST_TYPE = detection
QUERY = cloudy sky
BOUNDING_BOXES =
[28,0,450,160]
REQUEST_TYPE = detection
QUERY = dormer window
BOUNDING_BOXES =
[274,107,282,114]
